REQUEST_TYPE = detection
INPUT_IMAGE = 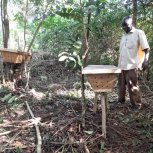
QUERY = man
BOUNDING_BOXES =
[118,16,150,109]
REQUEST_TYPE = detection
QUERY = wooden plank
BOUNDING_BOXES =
[0,48,31,56]
[82,65,121,74]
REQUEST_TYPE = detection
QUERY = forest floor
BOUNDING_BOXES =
[0,56,153,153]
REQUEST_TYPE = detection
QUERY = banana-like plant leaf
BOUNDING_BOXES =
[77,55,82,67]
[59,55,68,61]
[58,52,69,57]
[73,44,81,49]
[72,51,77,56]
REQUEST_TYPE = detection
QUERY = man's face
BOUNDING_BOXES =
[122,18,133,33]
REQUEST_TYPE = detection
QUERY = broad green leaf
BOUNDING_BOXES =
[72,51,77,56]
[58,52,69,57]
[76,40,82,45]
[73,44,81,49]
[68,56,76,63]
[59,55,68,61]
[65,40,74,45]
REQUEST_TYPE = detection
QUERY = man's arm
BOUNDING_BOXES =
[138,29,150,71]
[142,48,149,71]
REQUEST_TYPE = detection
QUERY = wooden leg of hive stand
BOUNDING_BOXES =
[93,92,98,112]
[0,59,5,83]
[101,92,106,138]
[104,93,109,111]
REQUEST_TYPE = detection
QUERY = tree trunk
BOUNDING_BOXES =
[27,20,43,52]
[0,0,9,83]
[23,0,29,50]
[1,0,9,48]
[80,0,91,127]
[132,0,137,26]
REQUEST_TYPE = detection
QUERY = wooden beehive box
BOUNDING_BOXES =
[0,48,32,63]
[82,65,121,92]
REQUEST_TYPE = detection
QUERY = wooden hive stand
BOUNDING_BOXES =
[82,65,121,138]
[0,48,32,87]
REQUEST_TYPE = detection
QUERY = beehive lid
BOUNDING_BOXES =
[0,48,30,55]
[82,65,121,74]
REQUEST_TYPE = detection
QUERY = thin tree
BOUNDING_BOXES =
[80,0,91,127]
[23,0,29,51]
[1,0,9,48]
[0,0,9,83]
[132,0,137,26]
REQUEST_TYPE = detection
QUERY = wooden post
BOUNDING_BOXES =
[101,92,106,138]
[0,57,5,83]
[93,92,98,112]
[4,62,10,81]
[104,92,109,110]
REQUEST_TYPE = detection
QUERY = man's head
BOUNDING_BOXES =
[121,16,133,33]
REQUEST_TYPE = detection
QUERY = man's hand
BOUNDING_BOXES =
[142,58,148,71]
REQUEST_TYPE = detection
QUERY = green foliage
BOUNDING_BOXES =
[39,15,81,56]
[15,146,21,153]
[148,146,153,153]
[8,96,16,104]
[1,93,12,102]
[0,87,9,94]
[88,6,125,64]
[1,92,20,107]
[58,39,82,70]
[30,0,43,5]
[56,0,106,22]
[136,2,153,82]
[0,117,3,124]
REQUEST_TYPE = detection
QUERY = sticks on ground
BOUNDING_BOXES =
[25,101,42,153]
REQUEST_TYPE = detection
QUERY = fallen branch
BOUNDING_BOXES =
[0,129,18,137]
[25,101,42,153]
[0,123,33,136]
[1,130,22,151]
[0,119,34,128]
